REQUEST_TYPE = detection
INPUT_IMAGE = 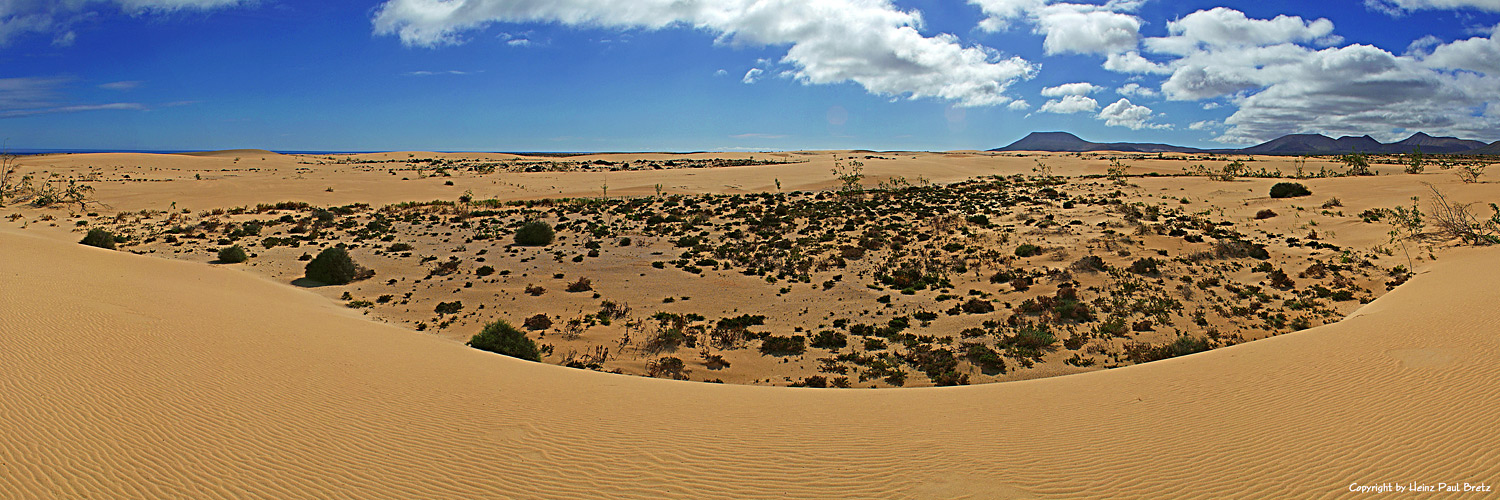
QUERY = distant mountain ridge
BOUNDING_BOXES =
[992,131,1492,155]
[1466,141,1500,155]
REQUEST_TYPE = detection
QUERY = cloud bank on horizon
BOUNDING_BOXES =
[368,0,1500,144]
[2,0,1499,149]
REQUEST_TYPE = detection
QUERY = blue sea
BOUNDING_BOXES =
[7,149,603,156]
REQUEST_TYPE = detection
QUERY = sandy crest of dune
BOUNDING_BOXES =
[2,226,1497,499]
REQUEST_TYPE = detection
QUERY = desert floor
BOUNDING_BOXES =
[2,149,1498,498]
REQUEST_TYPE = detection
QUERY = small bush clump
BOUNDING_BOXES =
[960,298,995,314]
[304,247,372,285]
[218,245,249,263]
[965,344,1006,373]
[1124,335,1211,363]
[809,330,847,349]
[1213,239,1270,260]
[1268,269,1295,289]
[1014,243,1042,257]
[1004,323,1057,360]
[759,335,807,356]
[646,356,687,379]
[513,221,555,246]
[521,314,552,331]
[1128,258,1160,275]
[565,277,593,292]
[80,228,117,249]
[1269,182,1311,199]
[467,320,541,361]
[1069,255,1106,273]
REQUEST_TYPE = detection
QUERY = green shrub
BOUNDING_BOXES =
[467,320,541,361]
[1269,182,1311,199]
[964,344,1006,373]
[759,335,806,356]
[1124,335,1211,363]
[476,265,495,277]
[80,228,116,249]
[1128,258,1160,275]
[513,221,555,246]
[646,356,687,379]
[303,247,370,285]
[434,301,463,314]
[809,330,847,349]
[1095,317,1128,337]
[218,245,249,263]
[1005,323,1057,359]
[1014,243,1042,257]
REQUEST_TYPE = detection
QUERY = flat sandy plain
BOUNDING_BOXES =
[2,149,1498,498]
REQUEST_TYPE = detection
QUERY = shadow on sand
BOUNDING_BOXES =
[291,278,330,288]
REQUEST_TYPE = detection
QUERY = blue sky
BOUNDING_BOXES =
[1,0,1498,152]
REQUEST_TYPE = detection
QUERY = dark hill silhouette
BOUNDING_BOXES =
[994,132,1206,153]
[1388,132,1487,153]
[1465,141,1500,155]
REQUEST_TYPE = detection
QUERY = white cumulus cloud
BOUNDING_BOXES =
[373,0,1038,107]
[1096,97,1166,129]
[1214,43,1499,143]
[972,0,1143,55]
[1040,82,1099,96]
[1085,7,1500,143]
[1038,94,1099,113]
[1103,51,1171,74]
[1145,7,1334,56]
[1366,0,1500,15]
[1034,4,1141,55]
[1421,25,1500,74]
[1116,82,1156,97]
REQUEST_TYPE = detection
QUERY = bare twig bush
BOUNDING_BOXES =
[1426,185,1499,245]
[1456,164,1486,184]
[0,151,24,206]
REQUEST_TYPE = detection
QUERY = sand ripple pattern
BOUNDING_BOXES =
[2,228,1498,499]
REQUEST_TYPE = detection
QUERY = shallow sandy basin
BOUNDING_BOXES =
[3,218,1497,498]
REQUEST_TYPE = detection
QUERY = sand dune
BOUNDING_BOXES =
[2,221,1497,498]
[177,149,284,158]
